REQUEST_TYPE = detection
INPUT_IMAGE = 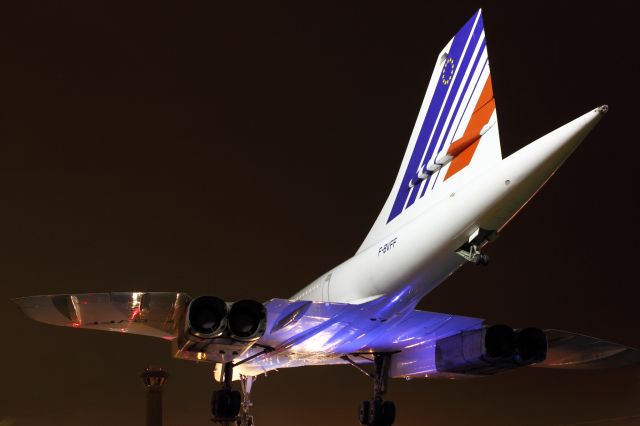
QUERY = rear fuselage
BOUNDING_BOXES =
[291,107,605,311]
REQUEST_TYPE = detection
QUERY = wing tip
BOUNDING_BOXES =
[539,329,640,370]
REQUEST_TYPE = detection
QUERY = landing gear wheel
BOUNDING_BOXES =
[369,400,382,426]
[230,390,241,417]
[369,399,394,426]
[359,400,371,425]
[211,389,220,417]
[211,362,243,423]
[350,353,396,425]
[236,415,254,426]
[381,400,396,425]
[211,389,241,420]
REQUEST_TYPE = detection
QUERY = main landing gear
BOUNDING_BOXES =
[351,353,396,426]
[211,346,271,425]
[211,364,256,425]
[211,363,241,424]
[237,375,256,426]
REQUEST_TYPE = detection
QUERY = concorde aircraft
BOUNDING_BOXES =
[15,9,640,426]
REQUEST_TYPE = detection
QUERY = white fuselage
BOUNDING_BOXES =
[291,107,604,308]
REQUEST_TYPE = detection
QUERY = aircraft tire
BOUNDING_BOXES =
[358,400,371,425]
[381,400,396,425]
[229,390,242,418]
[212,389,242,420]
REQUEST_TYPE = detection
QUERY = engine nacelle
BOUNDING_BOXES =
[175,296,267,363]
[435,325,547,375]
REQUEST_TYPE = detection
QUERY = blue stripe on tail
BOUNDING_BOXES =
[421,42,488,198]
[406,20,484,208]
[387,10,483,223]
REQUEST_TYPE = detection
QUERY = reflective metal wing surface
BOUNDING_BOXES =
[257,298,483,355]
[232,298,485,377]
[534,329,640,370]
[14,292,189,340]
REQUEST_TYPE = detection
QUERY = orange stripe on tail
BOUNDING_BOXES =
[444,75,495,180]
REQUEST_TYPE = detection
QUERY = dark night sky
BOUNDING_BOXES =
[1,1,639,425]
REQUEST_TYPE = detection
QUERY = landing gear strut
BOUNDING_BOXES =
[210,346,271,425]
[211,364,257,425]
[237,375,255,426]
[357,353,396,426]
[211,363,241,424]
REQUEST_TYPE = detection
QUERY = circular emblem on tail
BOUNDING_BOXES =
[441,57,455,85]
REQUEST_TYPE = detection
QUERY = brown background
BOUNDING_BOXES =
[0,1,639,425]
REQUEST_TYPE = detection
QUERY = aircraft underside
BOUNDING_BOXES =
[13,8,639,426]
[15,291,640,425]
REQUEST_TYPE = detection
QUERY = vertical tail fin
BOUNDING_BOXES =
[359,9,501,253]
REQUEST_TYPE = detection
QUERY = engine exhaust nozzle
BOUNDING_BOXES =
[228,300,267,341]
[186,296,228,338]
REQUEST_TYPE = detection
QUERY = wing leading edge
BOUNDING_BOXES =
[14,292,188,340]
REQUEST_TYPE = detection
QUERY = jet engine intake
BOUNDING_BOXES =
[435,325,547,375]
